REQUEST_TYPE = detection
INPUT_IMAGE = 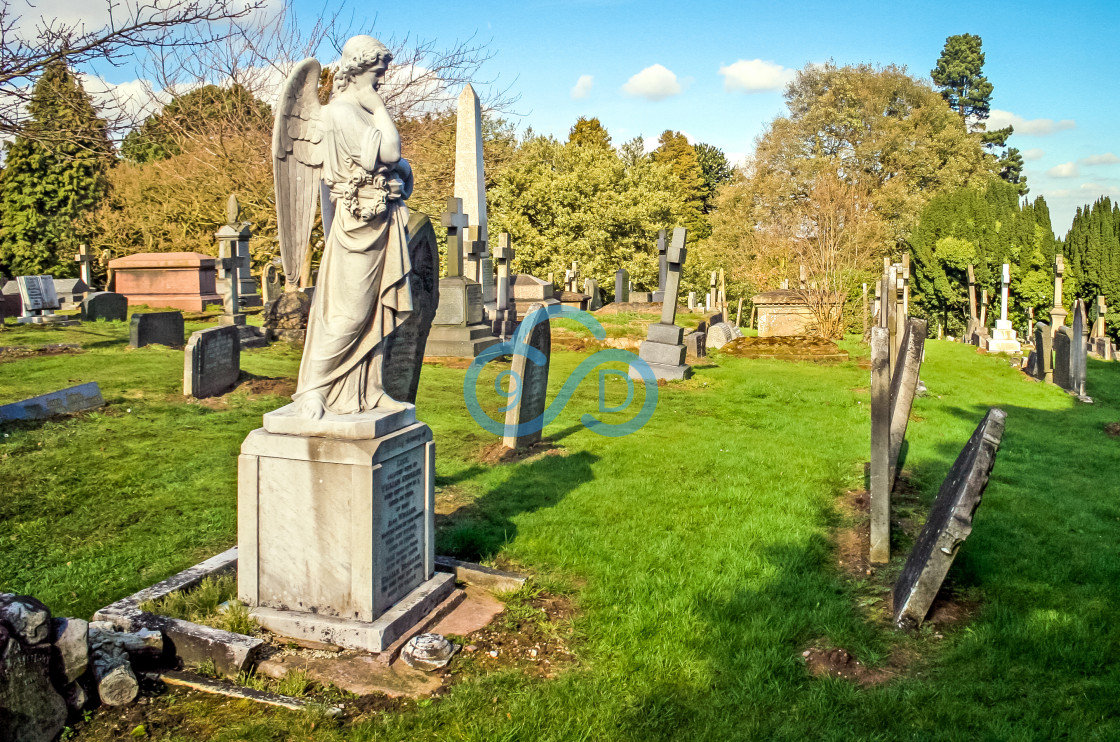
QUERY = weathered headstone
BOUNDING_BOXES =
[705,321,737,350]
[1032,322,1053,382]
[0,382,104,421]
[220,194,261,306]
[383,212,441,403]
[684,330,706,358]
[511,273,559,319]
[130,311,185,348]
[893,408,1006,629]
[966,264,977,321]
[503,303,551,450]
[688,292,696,311]
[635,228,691,380]
[615,269,629,303]
[1091,295,1107,339]
[1071,300,1089,399]
[583,278,601,310]
[54,278,89,309]
[16,275,66,324]
[184,326,240,398]
[261,261,283,306]
[80,292,128,322]
[869,326,891,564]
[1053,325,1074,391]
[888,318,928,484]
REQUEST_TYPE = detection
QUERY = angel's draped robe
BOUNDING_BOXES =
[291,98,413,413]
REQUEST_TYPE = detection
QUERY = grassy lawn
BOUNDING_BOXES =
[2,314,1119,740]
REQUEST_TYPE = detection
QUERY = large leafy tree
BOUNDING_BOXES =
[488,123,708,298]
[567,117,611,149]
[0,61,113,276]
[1065,197,1120,338]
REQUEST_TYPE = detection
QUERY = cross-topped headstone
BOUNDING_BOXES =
[493,232,516,339]
[1092,295,1107,338]
[1051,254,1067,333]
[463,225,485,284]
[440,197,468,278]
[217,241,241,321]
[660,228,688,326]
[74,244,96,288]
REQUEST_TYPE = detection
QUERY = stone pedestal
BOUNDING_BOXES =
[426,276,498,357]
[633,323,691,380]
[238,407,454,652]
[986,319,1022,354]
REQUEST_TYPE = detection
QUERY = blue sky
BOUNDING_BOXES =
[306,0,1117,235]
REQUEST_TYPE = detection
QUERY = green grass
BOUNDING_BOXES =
[3,316,1120,740]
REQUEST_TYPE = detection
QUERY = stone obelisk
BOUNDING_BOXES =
[455,84,495,315]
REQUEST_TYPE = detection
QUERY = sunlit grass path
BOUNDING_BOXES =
[2,321,1118,740]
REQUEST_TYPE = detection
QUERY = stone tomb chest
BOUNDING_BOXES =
[110,252,223,311]
[752,289,816,337]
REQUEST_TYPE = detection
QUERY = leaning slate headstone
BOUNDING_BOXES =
[383,211,441,405]
[81,292,128,322]
[503,303,551,450]
[0,382,104,421]
[184,326,240,398]
[893,407,1006,629]
[130,311,185,348]
[1053,326,1074,392]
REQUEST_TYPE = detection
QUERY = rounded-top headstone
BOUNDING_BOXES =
[706,322,737,350]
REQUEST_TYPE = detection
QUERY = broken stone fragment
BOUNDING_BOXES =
[0,624,68,742]
[52,616,90,684]
[0,593,53,645]
[401,633,457,671]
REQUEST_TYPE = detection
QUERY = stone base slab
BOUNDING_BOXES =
[17,315,79,326]
[249,572,456,653]
[631,361,692,381]
[637,339,686,367]
[262,402,416,440]
[425,323,499,358]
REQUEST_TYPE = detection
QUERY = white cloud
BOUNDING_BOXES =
[1048,162,1079,178]
[986,109,1076,136]
[1081,153,1120,166]
[1022,148,1045,161]
[571,74,593,100]
[718,59,795,93]
[622,64,681,101]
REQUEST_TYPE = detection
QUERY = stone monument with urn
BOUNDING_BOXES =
[238,36,454,652]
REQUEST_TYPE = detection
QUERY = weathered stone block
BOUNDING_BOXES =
[80,292,128,322]
[0,383,104,422]
[130,311,185,348]
[184,326,241,399]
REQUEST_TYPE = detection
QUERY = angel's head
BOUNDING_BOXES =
[334,35,392,94]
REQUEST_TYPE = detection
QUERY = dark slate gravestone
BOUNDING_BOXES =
[1053,326,1074,391]
[893,408,1006,629]
[383,211,440,405]
[184,326,240,398]
[130,311,185,348]
[0,382,104,421]
[81,292,128,322]
[1032,322,1052,382]
[503,303,551,450]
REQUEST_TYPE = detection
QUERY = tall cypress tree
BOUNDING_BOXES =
[0,61,113,276]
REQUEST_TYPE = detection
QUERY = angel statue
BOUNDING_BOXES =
[273,35,415,419]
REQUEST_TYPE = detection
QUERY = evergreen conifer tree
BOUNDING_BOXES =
[0,61,113,275]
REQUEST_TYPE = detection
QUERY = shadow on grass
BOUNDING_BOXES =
[437,449,598,562]
[614,359,1120,738]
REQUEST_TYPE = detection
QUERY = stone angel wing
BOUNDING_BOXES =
[272,57,325,287]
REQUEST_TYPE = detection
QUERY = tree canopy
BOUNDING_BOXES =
[0,61,113,276]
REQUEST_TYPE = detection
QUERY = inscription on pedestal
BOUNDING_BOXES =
[377,448,426,607]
